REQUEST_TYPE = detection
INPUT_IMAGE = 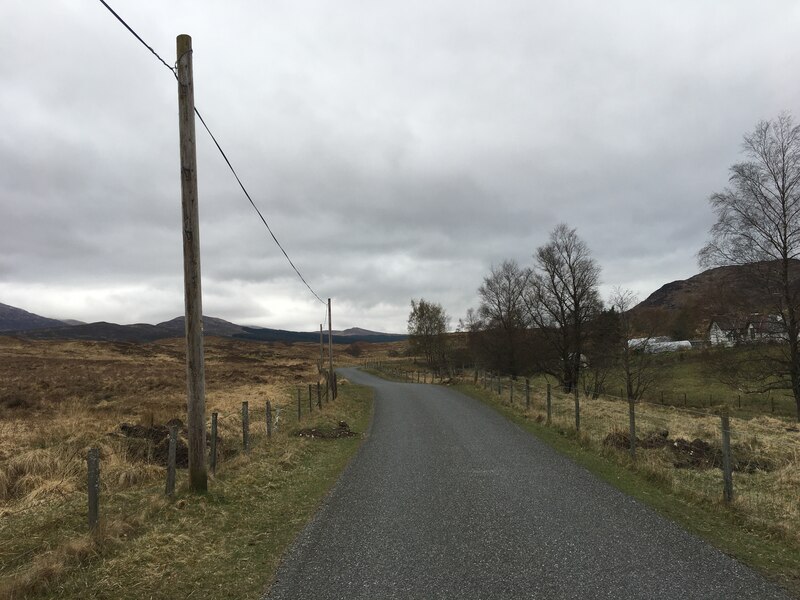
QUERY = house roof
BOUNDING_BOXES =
[747,314,784,335]
[708,317,743,332]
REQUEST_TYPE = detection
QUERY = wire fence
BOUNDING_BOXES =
[367,362,800,547]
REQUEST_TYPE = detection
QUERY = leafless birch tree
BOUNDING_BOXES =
[611,287,657,401]
[477,260,531,376]
[408,298,450,369]
[699,112,800,421]
[525,224,601,392]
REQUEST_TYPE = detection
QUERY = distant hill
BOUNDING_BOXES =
[0,302,67,332]
[18,321,168,342]
[332,327,387,337]
[235,327,407,345]
[0,301,405,344]
[630,261,800,338]
[156,316,247,337]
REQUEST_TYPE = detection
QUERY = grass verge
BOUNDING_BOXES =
[2,382,373,600]
[451,382,800,598]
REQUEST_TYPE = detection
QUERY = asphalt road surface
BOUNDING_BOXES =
[264,368,791,600]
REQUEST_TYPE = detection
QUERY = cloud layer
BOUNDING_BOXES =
[3,1,800,332]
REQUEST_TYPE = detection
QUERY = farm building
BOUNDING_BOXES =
[745,314,787,342]
[709,314,787,346]
[708,318,743,347]
[629,337,692,353]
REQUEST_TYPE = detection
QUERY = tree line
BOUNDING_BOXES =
[409,223,656,400]
[408,112,800,421]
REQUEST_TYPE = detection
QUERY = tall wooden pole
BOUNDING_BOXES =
[328,298,334,398]
[177,34,207,492]
[319,324,324,373]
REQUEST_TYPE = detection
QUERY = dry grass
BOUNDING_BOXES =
[0,335,375,598]
[0,336,324,506]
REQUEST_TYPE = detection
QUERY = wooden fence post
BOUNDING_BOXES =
[166,425,177,495]
[308,384,313,413]
[87,448,99,531]
[628,397,636,458]
[509,382,514,404]
[210,412,218,475]
[546,384,552,425]
[266,402,272,439]
[525,378,530,409]
[574,387,580,432]
[721,410,734,503]
[242,401,249,452]
[297,389,302,421]
[317,381,322,409]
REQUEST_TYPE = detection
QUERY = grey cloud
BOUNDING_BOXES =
[3,1,800,332]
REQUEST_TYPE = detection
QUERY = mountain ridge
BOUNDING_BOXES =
[0,302,69,332]
[0,302,405,344]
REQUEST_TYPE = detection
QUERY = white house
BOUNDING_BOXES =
[708,318,742,347]
[744,314,787,343]
[709,314,787,346]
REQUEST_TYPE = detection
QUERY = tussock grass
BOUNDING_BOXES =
[0,335,371,598]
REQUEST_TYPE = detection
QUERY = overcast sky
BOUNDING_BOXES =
[2,1,799,333]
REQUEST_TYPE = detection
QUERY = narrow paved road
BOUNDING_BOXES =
[264,368,791,599]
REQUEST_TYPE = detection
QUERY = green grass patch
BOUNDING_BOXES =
[2,383,373,600]
[451,382,800,598]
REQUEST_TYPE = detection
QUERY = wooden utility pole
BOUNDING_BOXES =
[177,34,207,492]
[319,324,324,373]
[328,299,334,398]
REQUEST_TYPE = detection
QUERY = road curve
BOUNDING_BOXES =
[264,368,791,600]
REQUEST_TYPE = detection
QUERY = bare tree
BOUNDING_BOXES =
[580,307,619,399]
[611,287,657,401]
[457,307,480,334]
[525,224,601,392]
[477,260,531,376]
[407,298,450,369]
[699,112,800,421]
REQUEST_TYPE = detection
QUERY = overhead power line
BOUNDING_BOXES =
[97,0,176,76]
[191,109,326,304]
[97,0,326,305]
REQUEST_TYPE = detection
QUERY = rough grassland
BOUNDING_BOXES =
[0,336,373,599]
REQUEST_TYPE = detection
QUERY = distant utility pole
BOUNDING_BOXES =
[328,299,334,397]
[319,324,324,373]
[176,34,207,492]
